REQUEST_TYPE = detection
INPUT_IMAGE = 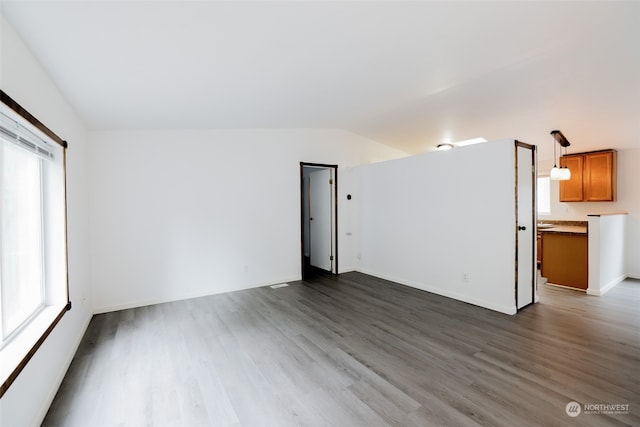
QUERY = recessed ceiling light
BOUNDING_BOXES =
[436,143,454,151]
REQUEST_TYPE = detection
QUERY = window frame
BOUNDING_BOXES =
[0,90,70,398]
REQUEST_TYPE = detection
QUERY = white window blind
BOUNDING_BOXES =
[0,112,55,161]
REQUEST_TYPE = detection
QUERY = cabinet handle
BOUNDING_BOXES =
[518,226,527,231]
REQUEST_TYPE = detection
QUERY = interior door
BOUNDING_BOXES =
[309,169,332,271]
[517,143,535,309]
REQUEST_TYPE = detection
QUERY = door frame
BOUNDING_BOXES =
[515,141,537,311]
[300,162,338,279]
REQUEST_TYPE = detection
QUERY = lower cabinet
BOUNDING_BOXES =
[540,232,588,290]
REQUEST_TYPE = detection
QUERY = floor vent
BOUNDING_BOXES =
[270,283,289,289]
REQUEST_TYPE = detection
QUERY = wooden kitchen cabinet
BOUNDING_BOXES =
[584,151,616,201]
[536,232,541,266]
[559,150,616,202]
[559,155,584,202]
[541,232,588,290]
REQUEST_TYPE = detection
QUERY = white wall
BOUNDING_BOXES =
[357,139,519,314]
[0,17,92,427]
[539,148,640,278]
[89,129,406,313]
[587,214,626,295]
[338,165,362,273]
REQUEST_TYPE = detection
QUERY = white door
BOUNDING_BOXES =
[309,169,332,271]
[517,144,535,309]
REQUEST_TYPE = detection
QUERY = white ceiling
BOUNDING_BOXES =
[2,1,639,160]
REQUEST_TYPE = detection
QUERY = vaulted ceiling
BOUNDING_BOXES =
[2,1,639,161]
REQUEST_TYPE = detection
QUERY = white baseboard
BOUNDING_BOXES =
[587,274,627,296]
[93,276,301,314]
[356,268,517,315]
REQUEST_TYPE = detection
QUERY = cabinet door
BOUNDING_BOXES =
[584,151,616,201]
[559,155,584,202]
[540,233,588,289]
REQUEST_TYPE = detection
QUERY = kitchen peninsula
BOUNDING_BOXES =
[538,213,627,295]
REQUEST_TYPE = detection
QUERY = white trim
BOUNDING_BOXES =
[587,274,627,296]
[93,276,301,314]
[357,268,517,315]
[545,282,586,292]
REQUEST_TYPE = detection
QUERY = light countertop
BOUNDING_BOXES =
[539,225,587,235]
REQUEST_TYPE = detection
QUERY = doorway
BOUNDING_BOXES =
[300,162,338,280]
[515,142,536,310]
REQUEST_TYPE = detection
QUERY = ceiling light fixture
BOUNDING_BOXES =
[549,130,571,181]
[435,137,487,152]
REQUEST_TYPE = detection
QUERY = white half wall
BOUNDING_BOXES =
[357,139,519,314]
[539,148,640,279]
[587,214,627,296]
[88,129,406,313]
[0,17,92,427]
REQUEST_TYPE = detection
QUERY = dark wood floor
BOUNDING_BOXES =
[43,272,640,426]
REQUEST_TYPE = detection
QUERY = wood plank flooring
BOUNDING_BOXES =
[43,272,640,426]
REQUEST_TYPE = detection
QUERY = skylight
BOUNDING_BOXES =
[453,137,487,147]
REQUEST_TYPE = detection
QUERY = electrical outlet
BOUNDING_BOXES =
[463,273,470,283]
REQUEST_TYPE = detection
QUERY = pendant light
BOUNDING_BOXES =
[549,130,571,181]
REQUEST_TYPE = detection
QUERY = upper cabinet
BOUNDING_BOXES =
[559,155,584,202]
[559,150,617,202]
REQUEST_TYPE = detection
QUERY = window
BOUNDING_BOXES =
[1,141,45,339]
[537,176,551,215]
[0,92,69,397]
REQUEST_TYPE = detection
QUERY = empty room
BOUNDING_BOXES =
[1,1,639,426]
